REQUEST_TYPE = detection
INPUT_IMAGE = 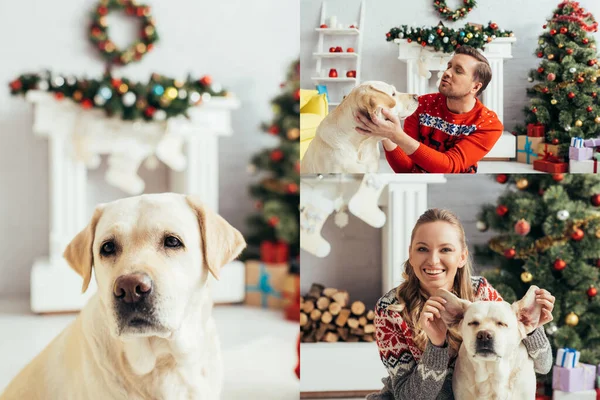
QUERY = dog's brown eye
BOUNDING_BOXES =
[497,322,507,327]
[468,321,479,327]
[164,236,182,248]
[100,241,116,256]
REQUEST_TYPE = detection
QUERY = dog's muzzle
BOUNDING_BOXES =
[475,330,496,355]
[113,272,158,330]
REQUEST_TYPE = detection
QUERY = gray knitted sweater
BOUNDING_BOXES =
[367,277,553,400]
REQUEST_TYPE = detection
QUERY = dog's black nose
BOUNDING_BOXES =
[476,330,493,342]
[113,273,153,304]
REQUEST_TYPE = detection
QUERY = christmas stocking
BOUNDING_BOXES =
[156,133,186,171]
[348,173,388,228]
[105,139,152,195]
[300,185,334,257]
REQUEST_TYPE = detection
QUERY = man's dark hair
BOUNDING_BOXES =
[454,45,492,96]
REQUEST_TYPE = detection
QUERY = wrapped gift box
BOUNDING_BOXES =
[553,364,596,392]
[570,146,594,161]
[538,143,561,158]
[534,159,569,173]
[528,123,545,137]
[552,389,596,399]
[556,348,581,368]
[260,240,289,263]
[244,260,288,309]
[569,159,600,174]
[517,135,543,164]
[584,138,600,147]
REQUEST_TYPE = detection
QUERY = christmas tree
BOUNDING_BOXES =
[244,59,300,261]
[475,173,600,371]
[520,0,599,157]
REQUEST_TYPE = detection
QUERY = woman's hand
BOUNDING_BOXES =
[418,296,448,347]
[354,108,403,141]
[535,289,555,328]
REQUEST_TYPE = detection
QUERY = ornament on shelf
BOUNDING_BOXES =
[496,205,508,216]
[571,228,584,241]
[521,271,533,283]
[504,248,516,258]
[496,174,508,184]
[565,312,579,327]
[557,209,570,221]
[514,219,531,236]
[476,220,488,232]
[587,286,597,297]
[553,259,567,271]
[516,178,529,189]
[328,69,338,78]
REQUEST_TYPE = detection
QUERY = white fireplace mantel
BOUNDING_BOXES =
[26,91,243,313]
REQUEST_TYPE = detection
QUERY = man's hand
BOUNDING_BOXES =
[354,108,402,141]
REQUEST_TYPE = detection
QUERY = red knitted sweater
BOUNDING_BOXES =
[385,93,503,173]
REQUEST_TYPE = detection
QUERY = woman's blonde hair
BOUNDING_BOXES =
[394,208,474,354]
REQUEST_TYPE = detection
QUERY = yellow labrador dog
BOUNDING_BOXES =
[437,286,543,400]
[0,193,245,400]
[300,81,418,173]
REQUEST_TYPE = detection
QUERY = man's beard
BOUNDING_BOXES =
[439,84,471,100]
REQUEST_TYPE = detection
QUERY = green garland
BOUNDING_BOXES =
[89,0,158,66]
[386,22,514,53]
[434,0,476,22]
[9,71,228,121]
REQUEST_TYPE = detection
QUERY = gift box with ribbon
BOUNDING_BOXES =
[533,151,569,173]
[569,155,600,174]
[552,389,596,399]
[527,123,546,137]
[244,260,288,309]
[552,363,596,392]
[570,137,594,161]
[517,135,543,164]
[538,142,561,159]
[260,240,290,263]
[556,348,581,368]
[584,138,600,147]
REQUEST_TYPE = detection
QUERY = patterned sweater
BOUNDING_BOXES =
[367,276,553,400]
[385,93,503,173]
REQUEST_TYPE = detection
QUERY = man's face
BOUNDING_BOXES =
[438,54,482,100]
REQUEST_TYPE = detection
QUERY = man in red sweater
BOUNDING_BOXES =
[355,45,503,173]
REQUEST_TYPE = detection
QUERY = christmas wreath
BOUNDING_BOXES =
[89,0,159,66]
[434,0,476,22]
[385,22,513,53]
[9,71,227,121]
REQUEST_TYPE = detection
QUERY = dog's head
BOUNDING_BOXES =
[437,286,542,361]
[351,81,418,121]
[63,193,246,339]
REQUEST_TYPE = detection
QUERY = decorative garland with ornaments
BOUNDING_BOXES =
[89,0,158,66]
[386,22,513,53]
[9,71,227,122]
[433,0,476,22]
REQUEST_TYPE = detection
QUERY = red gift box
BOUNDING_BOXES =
[533,151,568,173]
[527,123,545,137]
[260,240,289,263]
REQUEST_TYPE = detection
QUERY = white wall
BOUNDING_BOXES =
[0,0,299,296]
[300,0,600,128]
[300,174,507,309]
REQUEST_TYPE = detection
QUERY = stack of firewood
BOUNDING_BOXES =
[300,283,375,343]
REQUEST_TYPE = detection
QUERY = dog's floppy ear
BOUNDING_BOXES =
[63,206,104,293]
[511,285,543,339]
[358,84,396,118]
[186,195,246,280]
[436,288,471,328]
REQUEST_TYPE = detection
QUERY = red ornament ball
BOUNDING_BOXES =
[54,92,65,100]
[550,29,557,35]
[543,24,547,29]
[329,47,336,52]
[537,52,544,58]
[504,248,516,258]
[82,99,94,109]
[553,259,567,271]
[589,59,597,66]
[268,216,280,227]
[255,201,263,210]
[592,194,600,206]
[566,48,574,55]
[287,183,299,194]
[588,287,598,297]
[386,32,391,38]
[496,174,508,184]
[587,106,594,112]
[571,228,584,241]
[199,75,213,86]
[552,138,559,144]
[532,107,538,113]
[542,87,549,94]
[596,259,600,268]
[553,173,564,182]
[294,90,300,101]
[577,76,585,83]
[560,27,568,34]
[407,38,412,43]
[9,80,22,91]
[270,149,284,162]
[490,22,498,30]
[537,67,545,73]
[514,219,531,236]
[547,73,556,81]
[583,38,589,44]
[568,92,575,99]
[593,92,598,98]
[268,125,280,135]
[496,205,508,216]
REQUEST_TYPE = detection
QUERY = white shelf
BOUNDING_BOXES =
[313,52,359,58]
[311,77,356,82]
[315,28,360,35]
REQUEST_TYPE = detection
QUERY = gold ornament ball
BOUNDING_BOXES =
[145,26,155,36]
[521,271,533,283]
[548,54,555,60]
[287,128,300,140]
[466,32,473,39]
[118,83,129,94]
[516,178,529,189]
[591,76,598,83]
[558,43,564,48]
[135,43,147,54]
[565,312,579,326]
[551,99,558,105]
[105,42,116,53]
[575,120,583,127]
[595,116,600,124]
[464,38,469,43]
